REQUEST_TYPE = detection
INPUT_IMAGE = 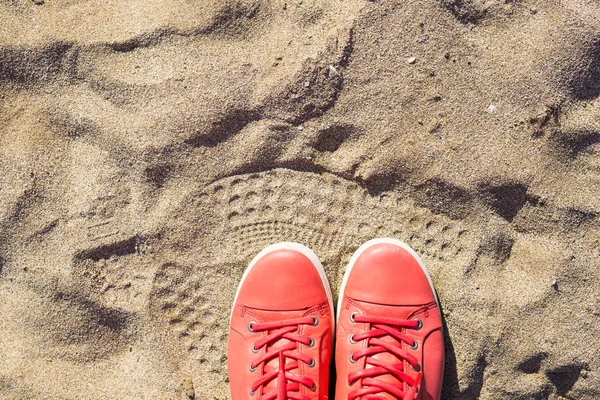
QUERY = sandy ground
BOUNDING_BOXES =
[1,0,600,399]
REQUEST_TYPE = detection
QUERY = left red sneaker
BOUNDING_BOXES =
[228,242,334,400]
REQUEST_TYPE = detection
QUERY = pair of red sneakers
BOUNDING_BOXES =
[228,239,444,400]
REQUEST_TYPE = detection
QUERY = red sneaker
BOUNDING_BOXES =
[228,242,334,400]
[335,239,444,400]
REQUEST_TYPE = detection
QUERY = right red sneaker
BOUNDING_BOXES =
[335,238,445,400]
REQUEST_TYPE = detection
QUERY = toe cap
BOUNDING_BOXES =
[237,249,328,311]
[344,242,436,306]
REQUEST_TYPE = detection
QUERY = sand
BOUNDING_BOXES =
[0,0,599,399]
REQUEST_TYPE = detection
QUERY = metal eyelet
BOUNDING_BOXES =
[307,337,315,348]
[349,312,357,323]
[250,388,256,396]
[349,354,358,363]
[309,382,317,391]
[251,345,259,353]
[248,321,256,332]
[311,316,319,326]
[349,334,357,344]
[409,340,419,350]
[412,363,421,372]
[249,364,257,372]
[414,318,423,330]
[307,358,315,368]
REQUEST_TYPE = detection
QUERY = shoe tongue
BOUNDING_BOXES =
[250,309,305,395]
[263,353,297,395]
[367,338,408,400]
[357,302,420,400]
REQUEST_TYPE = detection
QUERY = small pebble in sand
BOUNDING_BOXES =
[487,104,497,113]
[181,374,195,399]
[327,65,338,78]
[580,370,589,378]
[407,57,417,64]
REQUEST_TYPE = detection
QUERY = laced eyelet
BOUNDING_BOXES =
[307,337,315,347]
[349,312,357,323]
[248,321,256,332]
[249,364,257,372]
[251,345,259,353]
[412,363,421,372]
[409,340,419,350]
[349,354,358,363]
[311,316,319,326]
[250,388,256,396]
[307,358,315,368]
[349,334,357,344]
[309,382,317,391]
[414,318,423,330]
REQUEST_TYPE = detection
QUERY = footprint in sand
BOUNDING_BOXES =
[148,168,477,395]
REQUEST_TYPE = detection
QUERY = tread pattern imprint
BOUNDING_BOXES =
[147,168,478,397]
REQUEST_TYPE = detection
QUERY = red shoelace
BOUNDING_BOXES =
[249,316,318,400]
[347,314,423,400]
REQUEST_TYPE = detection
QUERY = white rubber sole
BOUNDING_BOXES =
[231,242,335,332]
[336,238,441,323]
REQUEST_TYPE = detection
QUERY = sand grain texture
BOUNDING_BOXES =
[1,0,600,399]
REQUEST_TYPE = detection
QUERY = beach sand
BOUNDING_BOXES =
[0,0,599,398]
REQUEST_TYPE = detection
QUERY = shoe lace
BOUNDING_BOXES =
[348,315,423,400]
[250,316,317,400]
